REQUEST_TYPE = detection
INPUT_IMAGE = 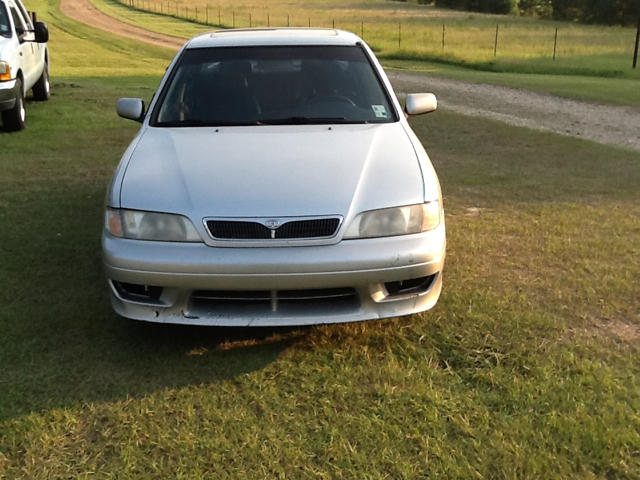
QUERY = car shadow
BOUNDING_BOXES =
[1,308,312,422]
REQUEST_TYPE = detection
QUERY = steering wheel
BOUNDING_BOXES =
[307,94,356,107]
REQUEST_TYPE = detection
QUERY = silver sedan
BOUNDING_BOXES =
[103,28,445,326]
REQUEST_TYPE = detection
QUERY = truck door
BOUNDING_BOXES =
[7,0,37,90]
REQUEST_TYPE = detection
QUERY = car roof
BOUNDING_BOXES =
[185,28,362,49]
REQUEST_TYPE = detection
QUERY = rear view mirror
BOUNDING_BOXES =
[34,21,49,43]
[405,93,437,116]
[117,98,146,123]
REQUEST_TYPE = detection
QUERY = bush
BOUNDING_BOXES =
[519,0,553,18]
[435,0,515,14]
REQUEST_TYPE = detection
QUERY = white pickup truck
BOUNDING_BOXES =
[0,0,49,132]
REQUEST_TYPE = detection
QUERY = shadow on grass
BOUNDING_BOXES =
[0,185,311,422]
[0,298,309,422]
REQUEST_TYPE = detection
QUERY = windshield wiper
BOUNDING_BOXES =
[260,117,368,125]
[155,119,262,127]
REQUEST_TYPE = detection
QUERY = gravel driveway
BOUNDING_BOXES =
[61,0,640,151]
[388,71,640,151]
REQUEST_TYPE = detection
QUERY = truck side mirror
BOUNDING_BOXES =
[34,21,49,43]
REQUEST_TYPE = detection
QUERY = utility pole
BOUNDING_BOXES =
[633,16,640,69]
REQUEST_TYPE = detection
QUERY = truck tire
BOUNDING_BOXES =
[32,62,50,101]
[1,79,26,132]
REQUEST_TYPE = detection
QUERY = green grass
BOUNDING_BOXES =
[92,0,640,79]
[40,0,174,77]
[84,0,640,104]
[2,74,640,480]
[384,60,640,106]
[1,0,639,477]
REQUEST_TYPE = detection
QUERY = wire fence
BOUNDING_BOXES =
[116,0,638,69]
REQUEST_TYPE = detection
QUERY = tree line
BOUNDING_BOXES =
[410,0,639,26]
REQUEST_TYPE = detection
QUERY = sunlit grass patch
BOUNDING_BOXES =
[1,0,639,475]
[91,0,640,78]
[1,77,639,478]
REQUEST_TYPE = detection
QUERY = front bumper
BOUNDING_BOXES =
[0,79,18,112]
[102,225,446,326]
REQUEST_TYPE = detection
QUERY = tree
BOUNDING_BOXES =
[434,0,515,14]
[581,0,640,26]
[519,0,553,18]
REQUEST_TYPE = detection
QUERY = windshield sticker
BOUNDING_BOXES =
[0,25,7,32]
[372,105,388,118]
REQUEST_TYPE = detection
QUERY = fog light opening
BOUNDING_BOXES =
[384,274,437,298]
[113,281,164,303]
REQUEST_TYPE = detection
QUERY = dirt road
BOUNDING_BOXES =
[60,0,640,151]
[60,0,185,50]
[388,72,640,151]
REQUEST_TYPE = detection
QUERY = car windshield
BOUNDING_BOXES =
[152,45,398,127]
[0,4,11,38]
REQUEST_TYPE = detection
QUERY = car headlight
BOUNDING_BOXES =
[106,208,202,242]
[0,62,11,82]
[344,201,441,239]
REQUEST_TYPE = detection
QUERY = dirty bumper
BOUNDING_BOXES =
[103,227,446,326]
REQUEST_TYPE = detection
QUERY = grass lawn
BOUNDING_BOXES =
[384,59,640,107]
[86,0,640,105]
[1,0,639,477]
[94,0,640,78]
[2,76,640,480]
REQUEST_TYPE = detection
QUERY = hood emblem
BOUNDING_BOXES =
[264,219,281,239]
[264,219,281,228]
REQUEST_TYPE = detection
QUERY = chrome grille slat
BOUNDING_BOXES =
[208,221,271,239]
[205,217,341,240]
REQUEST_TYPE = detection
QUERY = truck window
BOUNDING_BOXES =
[0,4,11,38]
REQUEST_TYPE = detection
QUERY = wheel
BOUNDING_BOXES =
[2,79,26,132]
[32,62,50,101]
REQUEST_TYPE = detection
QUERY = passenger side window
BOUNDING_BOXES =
[9,3,27,37]
[16,1,33,29]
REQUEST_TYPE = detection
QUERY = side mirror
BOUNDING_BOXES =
[34,21,49,43]
[15,26,25,41]
[117,98,146,123]
[405,93,437,116]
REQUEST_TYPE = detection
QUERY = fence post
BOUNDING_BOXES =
[267,14,270,27]
[398,22,401,48]
[287,14,290,27]
[442,24,445,49]
[332,19,334,29]
[308,17,311,27]
[553,28,558,61]
[249,13,252,28]
[206,5,208,24]
[494,24,499,57]
[633,16,640,69]
[232,11,235,27]
[361,21,363,38]
[218,9,221,25]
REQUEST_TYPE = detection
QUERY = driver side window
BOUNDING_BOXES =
[8,2,27,38]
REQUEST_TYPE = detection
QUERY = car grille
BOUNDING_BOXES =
[190,287,360,315]
[206,217,341,240]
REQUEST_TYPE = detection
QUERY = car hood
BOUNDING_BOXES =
[119,123,428,220]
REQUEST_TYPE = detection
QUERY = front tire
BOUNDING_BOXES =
[32,62,50,101]
[2,79,26,132]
